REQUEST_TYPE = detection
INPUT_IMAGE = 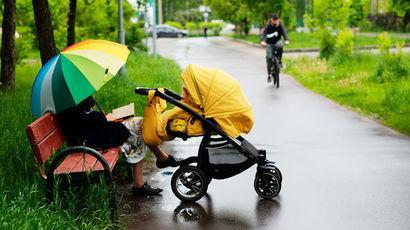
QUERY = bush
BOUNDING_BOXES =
[186,21,199,33]
[374,43,408,82]
[376,32,392,55]
[318,28,336,59]
[373,33,408,82]
[164,21,184,29]
[125,21,146,51]
[334,28,354,62]
[209,22,224,36]
[303,14,315,32]
[15,26,35,64]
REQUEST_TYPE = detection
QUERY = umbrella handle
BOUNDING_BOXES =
[92,97,105,114]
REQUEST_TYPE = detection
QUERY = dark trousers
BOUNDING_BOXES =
[266,43,283,75]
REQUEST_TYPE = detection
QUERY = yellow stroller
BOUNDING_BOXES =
[135,64,282,201]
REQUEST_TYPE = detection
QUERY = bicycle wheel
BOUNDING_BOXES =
[273,58,280,88]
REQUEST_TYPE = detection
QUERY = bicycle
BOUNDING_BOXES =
[261,40,289,88]
[269,47,281,88]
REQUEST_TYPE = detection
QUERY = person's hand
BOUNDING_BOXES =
[284,40,290,45]
[260,41,267,47]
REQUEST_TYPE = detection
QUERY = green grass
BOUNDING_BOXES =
[285,52,410,135]
[0,51,182,229]
[230,32,410,49]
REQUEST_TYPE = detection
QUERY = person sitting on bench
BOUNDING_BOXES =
[56,96,179,196]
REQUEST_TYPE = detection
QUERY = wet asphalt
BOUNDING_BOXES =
[122,37,410,230]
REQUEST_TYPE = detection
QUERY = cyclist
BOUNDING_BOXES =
[260,13,290,83]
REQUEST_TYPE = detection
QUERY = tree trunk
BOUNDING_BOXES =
[67,0,77,46]
[0,0,16,90]
[32,0,58,65]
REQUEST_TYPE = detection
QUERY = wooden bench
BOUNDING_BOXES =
[26,112,121,218]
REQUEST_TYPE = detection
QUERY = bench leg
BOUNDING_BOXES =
[104,171,118,221]
[46,175,54,203]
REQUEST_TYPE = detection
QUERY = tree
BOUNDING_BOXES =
[309,0,351,59]
[349,0,365,27]
[0,0,16,90]
[32,0,58,65]
[389,0,410,32]
[67,0,77,46]
[206,0,251,35]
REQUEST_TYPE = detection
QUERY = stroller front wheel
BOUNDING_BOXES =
[171,165,208,202]
[254,171,281,199]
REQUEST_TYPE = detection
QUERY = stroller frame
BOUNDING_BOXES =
[135,87,282,201]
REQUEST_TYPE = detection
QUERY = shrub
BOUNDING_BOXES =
[186,21,198,33]
[334,28,354,62]
[376,32,392,55]
[373,35,408,83]
[125,21,146,51]
[15,26,35,64]
[164,21,184,29]
[318,28,336,59]
[303,14,315,32]
[209,22,223,36]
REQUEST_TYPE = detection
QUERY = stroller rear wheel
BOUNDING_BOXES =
[254,171,281,199]
[171,166,208,202]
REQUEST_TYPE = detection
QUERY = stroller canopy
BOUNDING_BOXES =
[181,64,254,138]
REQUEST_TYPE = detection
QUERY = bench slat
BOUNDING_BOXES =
[27,113,60,145]
[53,153,84,174]
[54,147,121,174]
[92,147,121,171]
[33,128,65,164]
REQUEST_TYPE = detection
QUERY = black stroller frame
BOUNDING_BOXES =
[135,87,282,201]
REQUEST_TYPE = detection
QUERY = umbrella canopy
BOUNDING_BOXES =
[181,64,254,138]
[30,40,130,117]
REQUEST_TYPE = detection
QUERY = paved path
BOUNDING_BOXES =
[123,37,410,230]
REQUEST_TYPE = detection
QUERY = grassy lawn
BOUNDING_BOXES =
[231,32,410,49]
[0,51,181,229]
[285,53,410,135]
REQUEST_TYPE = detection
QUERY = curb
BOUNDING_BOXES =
[227,37,410,53]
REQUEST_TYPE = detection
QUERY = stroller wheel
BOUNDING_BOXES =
[265,164,282,183]
[171,166,208,202]
[254,171,281,199]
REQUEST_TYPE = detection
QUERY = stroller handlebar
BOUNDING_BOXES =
[135,87,153,95]
[135,87,182,101]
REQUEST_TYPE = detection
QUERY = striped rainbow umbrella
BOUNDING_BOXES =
[30,40,130,117]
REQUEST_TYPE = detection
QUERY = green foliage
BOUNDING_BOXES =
[374,38,408,83]
[162,0,203,23]
[303,14,315,32]
[309,0,351,59]
[313,0,351,29]
[318,28,336,59]
[0,51,182,228]
[232,32,410,49]
[349,0,365,27]
[389,0,410,18]
[286,52,410,135]
[186,21,199,32]
[206,0,251,35]
[209,22,224,35]
[334,28,354,62]
[376,32,392,55]
[15,27,35,64]
[126,21,146,51]
[165,21,184,29]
